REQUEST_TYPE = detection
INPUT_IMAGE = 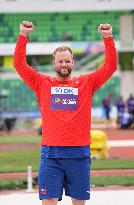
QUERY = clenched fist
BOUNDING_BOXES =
[20,21,35,37]
[98,23,113,38]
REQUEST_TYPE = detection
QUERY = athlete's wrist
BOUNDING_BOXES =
[20,32,29,38]
[103,34,113,38]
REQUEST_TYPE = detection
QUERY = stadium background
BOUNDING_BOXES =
[0,0,134,127]
[0,1,134,204]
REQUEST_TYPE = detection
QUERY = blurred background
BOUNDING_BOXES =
[0,0,134,132]
[0,0,134,200]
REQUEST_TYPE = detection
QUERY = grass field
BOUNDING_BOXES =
[1,176,134,191]
[0,149,134,173]
[0,149,40,173]
[0,135,134,189]
[0,135,41,144]
[0,135,134,172]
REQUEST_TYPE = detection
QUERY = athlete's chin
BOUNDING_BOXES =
[59,73,70,78]
[57,70,72,78]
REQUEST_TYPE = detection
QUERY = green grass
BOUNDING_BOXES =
[0,179,27,190]
[91,159,134,170]
[0,148,134,173]
[0,135,134,172]
[91,175,134,186]
[0,135,41,144]
[1,175,134,190]
[0,134,134,189]
[0,149,40,173]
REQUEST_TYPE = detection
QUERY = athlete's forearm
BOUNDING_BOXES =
[90,36,117,93]
[14,35,28,70]
[103,36,117,74]
[14,35,41,92]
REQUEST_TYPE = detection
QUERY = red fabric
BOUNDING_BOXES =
[14,35,117,146]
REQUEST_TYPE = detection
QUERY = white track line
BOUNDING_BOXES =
[108,140,134,147]
[0,190,134,205]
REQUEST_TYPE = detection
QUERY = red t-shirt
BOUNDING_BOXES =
[14,35,117,146]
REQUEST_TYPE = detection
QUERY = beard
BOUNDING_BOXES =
[56,67,72,78]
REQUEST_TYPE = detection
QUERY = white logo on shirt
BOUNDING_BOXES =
[51,87,78,95]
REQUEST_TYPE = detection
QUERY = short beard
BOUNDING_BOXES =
[57,68,72,78]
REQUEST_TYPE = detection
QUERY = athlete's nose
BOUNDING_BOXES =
[61,61,67,67]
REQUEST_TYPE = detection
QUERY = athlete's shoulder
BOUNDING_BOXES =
[78,73,91,81]
[37,74,53,85]
[41,74,52,80]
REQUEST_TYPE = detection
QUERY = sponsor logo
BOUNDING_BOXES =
[62,98,76,105]
[52,98,76,105]
[51,87,78,95]
[53,98,61,104]
[55,87,73,94]
[50,87,78,111]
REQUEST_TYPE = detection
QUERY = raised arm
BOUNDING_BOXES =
[14,21,42,93]
[89,23,117,93]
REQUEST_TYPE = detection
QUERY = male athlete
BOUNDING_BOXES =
[14,21,117,205]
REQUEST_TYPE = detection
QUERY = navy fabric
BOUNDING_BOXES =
[38,157,91,200]
[41,145,90,158]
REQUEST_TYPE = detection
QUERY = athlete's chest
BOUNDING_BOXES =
[50,78,80,111]
[39,77,90,111]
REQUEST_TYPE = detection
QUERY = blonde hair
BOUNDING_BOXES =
[52,46,73,61]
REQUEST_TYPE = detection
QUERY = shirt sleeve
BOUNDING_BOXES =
[88,37,117,94]
[13,34,43,93]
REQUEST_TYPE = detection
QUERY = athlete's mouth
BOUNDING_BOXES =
[57,67,72,77]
